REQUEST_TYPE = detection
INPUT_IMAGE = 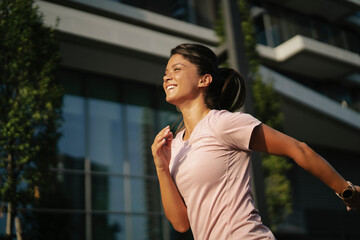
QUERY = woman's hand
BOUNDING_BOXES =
[151,126,173,172]
[342,185,360,211]
[151,126,190,232]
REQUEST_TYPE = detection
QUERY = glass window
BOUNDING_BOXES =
[347,10,360,26]
[328,26,346,49]
[312,19,331,44]
[23,211,86,240]
[125,105,155,176]
[117,0,216,28]
[254,15,267,45]
[346,31,360,55]
[56,68,179,240]
[58,95,86,170]
[124,81,154,108]
[88,76,120,103]
[130,177,161,213]
[33,171,85,210]
[291,12,312,38]
[158,110,180,130]
[278,10,296,41]
[263,4,284,47]
[89,98,124,173]
[132,214,164,240]
[92,174,125,212]
[92,213,125,240]
[55,172,85,210]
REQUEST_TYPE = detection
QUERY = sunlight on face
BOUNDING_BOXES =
[163,54,202,106]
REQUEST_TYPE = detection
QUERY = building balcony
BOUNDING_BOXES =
[37,0,218,87]
[262,0,360,24]
[257,35,360,79]
[38,0,218,59]
[259,66,360,152]
[256,33,360,113]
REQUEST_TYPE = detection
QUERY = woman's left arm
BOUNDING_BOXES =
[249,123,360,210]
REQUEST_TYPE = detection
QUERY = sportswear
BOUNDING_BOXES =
[169,110,275,240]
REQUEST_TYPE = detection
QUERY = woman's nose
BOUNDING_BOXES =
[163,74,171,82]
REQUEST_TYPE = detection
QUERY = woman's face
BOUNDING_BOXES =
[163,54,202,106]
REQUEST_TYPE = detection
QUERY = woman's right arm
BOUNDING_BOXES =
[151,126,190,233]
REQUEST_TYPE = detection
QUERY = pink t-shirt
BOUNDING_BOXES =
[169,110,275,240]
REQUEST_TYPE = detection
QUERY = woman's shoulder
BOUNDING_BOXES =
[208,109,261,132]
[208,109,262,150]
[209,109,255,122]
[208,109,232,120]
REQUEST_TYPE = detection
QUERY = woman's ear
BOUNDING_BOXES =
[199,74,212,88]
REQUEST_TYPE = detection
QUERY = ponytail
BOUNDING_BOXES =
[205,68,246,112]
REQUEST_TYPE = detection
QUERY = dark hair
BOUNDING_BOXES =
[171,43,246,112]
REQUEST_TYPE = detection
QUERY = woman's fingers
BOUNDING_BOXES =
[165,131,173,147]
[151,126,173,172]
[152,127,168,150]
[152,126,172,154]
[154,126,170,143]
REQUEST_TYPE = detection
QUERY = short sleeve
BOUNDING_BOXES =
[213,110,261,151]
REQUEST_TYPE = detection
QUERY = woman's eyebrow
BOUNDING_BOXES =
[172,63,186,68]
[164,63,187,73]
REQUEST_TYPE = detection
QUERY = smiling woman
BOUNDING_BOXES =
[151,43,360,240]
[163,58,204,108]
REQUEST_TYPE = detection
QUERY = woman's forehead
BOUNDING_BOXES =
[168,54,186,63]
[166,54,190,68]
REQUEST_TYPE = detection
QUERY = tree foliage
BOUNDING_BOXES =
[0,0,63,237]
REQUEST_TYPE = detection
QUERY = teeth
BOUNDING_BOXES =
[167,86,175,90]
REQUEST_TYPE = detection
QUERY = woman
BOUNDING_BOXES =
[151,43,360,240]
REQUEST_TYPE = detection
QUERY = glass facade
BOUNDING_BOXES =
[255,2,360,54]
[111,0,216,28]
[253,2,360,113]
[21,67,182,239]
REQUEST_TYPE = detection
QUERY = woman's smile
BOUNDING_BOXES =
[163,54,201,105]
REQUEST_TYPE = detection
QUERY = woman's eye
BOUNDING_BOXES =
[174,68,180,71]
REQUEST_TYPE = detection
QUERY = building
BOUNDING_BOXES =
[251,0,360,239]
[29,0,360,239]
[32,0,218,240]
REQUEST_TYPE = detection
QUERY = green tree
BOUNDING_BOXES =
[215,0,293,230]
[0,0,63,238]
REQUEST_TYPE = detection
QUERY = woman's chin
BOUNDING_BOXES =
[166,96,177,105]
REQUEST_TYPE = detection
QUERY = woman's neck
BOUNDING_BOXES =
[179,101,211,140]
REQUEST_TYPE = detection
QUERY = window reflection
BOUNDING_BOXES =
[132,214,164,240]
[59,95,86,170]
[130,177,160,213]
[126,105,155,176]
[313,19,331,43]
[92,174,125,212]
[92,213,124,240]
[55,171,85,210]
[55,68,180,239]
[89,99,124,173]
[158,110,179,131]
[258,2,360,53]
[114,0,216,28]
[24,212,86,240]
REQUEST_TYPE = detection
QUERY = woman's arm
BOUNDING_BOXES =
[151,126,190,232]
[249,123,360,209]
